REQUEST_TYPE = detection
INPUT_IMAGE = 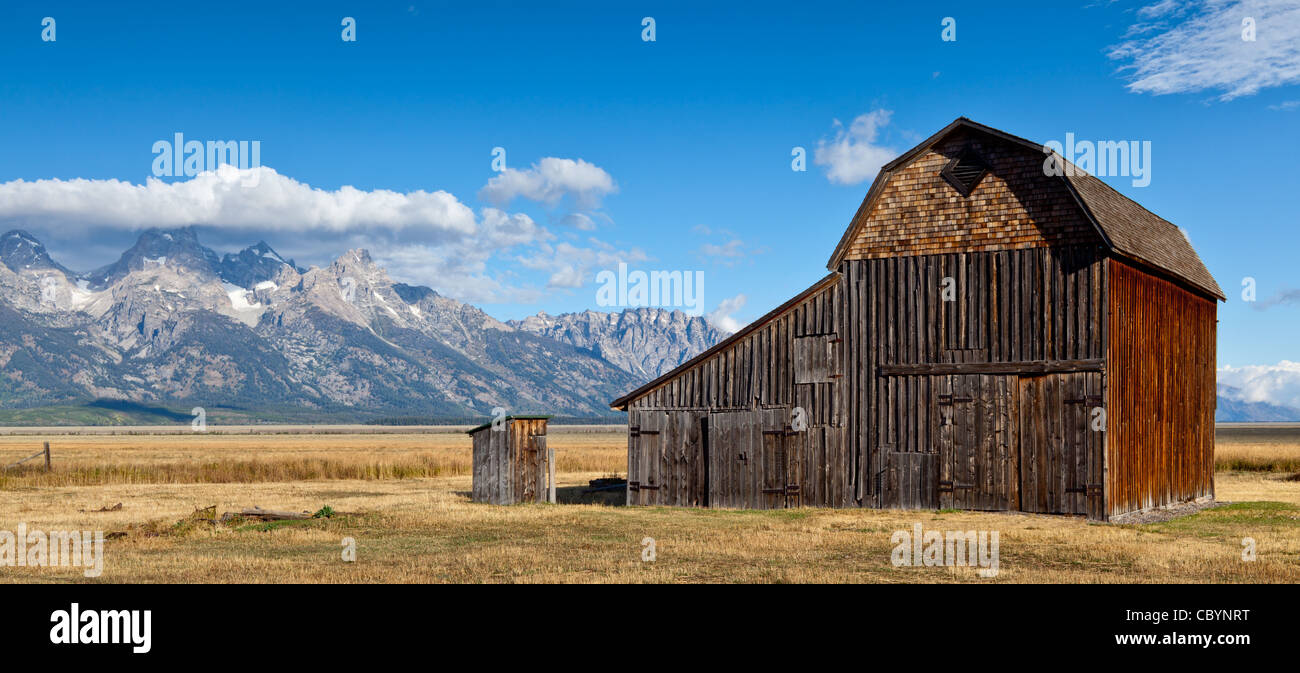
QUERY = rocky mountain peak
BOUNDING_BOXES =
[84,226,221,289]
[219,240,300,288]
[0,229,70,274]
[509,306,725,380]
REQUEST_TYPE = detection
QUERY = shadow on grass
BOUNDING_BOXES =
[453,486,626,506]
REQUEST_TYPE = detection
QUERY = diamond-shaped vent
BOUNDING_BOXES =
[941,148,990,196]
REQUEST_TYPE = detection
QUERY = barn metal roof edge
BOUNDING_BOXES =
[609,272,841,410]
[824,117,1225,302]
[465,414,552,435]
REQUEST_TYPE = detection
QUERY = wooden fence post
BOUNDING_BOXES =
[548,447,556,504]
[43,441,50,471]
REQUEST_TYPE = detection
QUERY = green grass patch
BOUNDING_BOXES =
[1139,501,1300,538]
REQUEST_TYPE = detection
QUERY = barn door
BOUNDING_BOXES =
[626,410,640,505]
[707,410,760,508]
[632,411,663,505]
[937,374,1017,511]
[758,408,802,509]
[1018,373,1097,515]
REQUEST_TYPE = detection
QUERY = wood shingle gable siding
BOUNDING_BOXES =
[826,117,1222,302]
[838,129,1101,260]
[612,117,1221,521]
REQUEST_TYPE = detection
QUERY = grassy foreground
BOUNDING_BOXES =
[0,429,1297,583]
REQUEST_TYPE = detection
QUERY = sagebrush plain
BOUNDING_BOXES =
[1,425,1297,583]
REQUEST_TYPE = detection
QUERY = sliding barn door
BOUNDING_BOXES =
[936,374,1018,511]
[1018,373,1101,515]
[707,410,762,508]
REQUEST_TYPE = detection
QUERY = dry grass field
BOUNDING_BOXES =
[1,426,1297,583]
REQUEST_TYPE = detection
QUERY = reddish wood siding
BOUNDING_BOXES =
[1106,258,1216,517]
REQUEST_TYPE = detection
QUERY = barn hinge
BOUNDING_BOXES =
[628,481,639,492]
[638,430,660,435]
[629,426,640,437]
[937,481,973,493]
[937,395,974,405]
[762,430,784,436]
[1065,395,1104,405]
[762,484,801,495]
[638,483,660,491]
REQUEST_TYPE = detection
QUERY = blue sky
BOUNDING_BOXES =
[0,1,1298,399]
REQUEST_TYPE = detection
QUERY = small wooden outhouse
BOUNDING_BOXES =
[468,415,552,504]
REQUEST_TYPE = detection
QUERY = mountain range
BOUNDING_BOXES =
[0,227,727,422]
[1215,384,1300,422]
[2,227,1292,425]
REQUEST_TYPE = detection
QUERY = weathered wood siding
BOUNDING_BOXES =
[471,418,549,505]
[1106,258,1216,517]
[626,279,850,508]
[618,124,1219,521]
[842,245,1107,513]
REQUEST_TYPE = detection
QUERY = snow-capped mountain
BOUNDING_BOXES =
[0,228,725,419]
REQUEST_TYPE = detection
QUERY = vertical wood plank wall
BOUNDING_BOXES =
[626,278,851,507]
[623,246,1216,519]
[1106,259,1216,517]
[842,246,1107,511]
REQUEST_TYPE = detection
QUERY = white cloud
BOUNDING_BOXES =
[1268,99,1300,110]
[560,212,598,230]
[478,157,617,208]
[813,109,898,185]
[1218,361,1300,408]
[706,293,747,334]
[1250,287,1300,309]
[0,165,477,237]
[0,165,652,305]
[516,240,648,290]
[700,239,746,259]
[1138,0,1182,19]
[696,238,766,268]
[1109,0,1300,100]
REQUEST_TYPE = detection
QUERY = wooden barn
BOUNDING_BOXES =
[611,118,1223,521]
[468,415,553,505]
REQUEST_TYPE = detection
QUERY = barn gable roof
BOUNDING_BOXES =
[826,117,1225,301]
